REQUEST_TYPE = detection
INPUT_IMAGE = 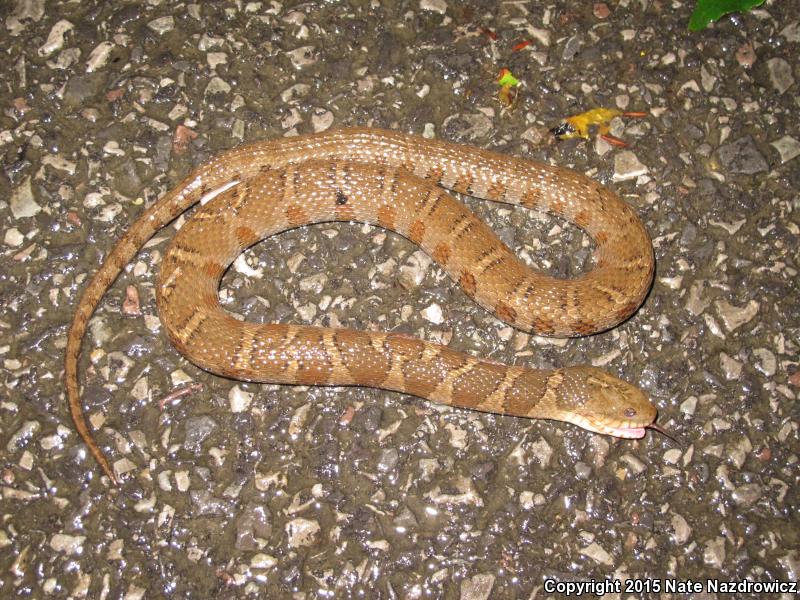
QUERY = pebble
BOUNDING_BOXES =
[663,449,682,465]
[562,35,582,61]
[236,503,273,551]
[715,299,759,332]
[10,177,40,219]
[49,533,85,556]
[86,41,114,72]
[612,151,648,181]
[229,385,254,413]
[735,42,756,67]
[147,16,174,34]
[719,352,743,380]
[250,553,277,569]
[299,273,328,294]
[190,490,227,516]
[399,250,432,288]
[620,453,646,475]
[38,19,73,57]
[671,513,692,545]
[377,448,399,472]
[680,396,698,416]
[6,420,40,452]
[529,438,552,467]
[770,135,800,163]
[593,3,610,19]
[727,436,752,469]
[753,348,776,376]
[420,0,447,15]
[703,536,726,569]
[286,46,316,69]
[732,483,762,507]
[183,416,218,451]
[421,303,444,324]
[311,108,333,132]
[4,228,24,247]
[285,517,320,547]
[766,57,795,94]
[716,136,768,175]
[460,573,495,600]
[205,76,231,95]
[206,52,227,69]
[781,21,800,42]
[580,541,614,566]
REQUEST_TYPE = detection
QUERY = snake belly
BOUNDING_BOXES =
[65,128,656,484]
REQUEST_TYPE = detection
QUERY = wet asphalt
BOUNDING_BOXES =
[0,0,798,598]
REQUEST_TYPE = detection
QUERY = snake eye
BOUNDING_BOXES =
[624,408,636,418]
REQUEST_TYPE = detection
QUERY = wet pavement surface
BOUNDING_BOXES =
[1,0,798,598]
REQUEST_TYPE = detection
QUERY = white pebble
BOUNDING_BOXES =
[229,385,253,413]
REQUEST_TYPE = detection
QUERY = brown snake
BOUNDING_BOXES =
[65,128,658,484]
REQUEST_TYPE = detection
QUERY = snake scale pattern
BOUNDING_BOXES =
[65,128,657,484]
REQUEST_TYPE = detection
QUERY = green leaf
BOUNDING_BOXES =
[688,0,766,31]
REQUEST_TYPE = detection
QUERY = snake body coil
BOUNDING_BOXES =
[65,128,656,484]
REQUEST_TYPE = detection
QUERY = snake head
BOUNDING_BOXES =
[556,367,657,439]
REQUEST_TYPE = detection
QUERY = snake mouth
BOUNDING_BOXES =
[600,425,647,439]
[563,413,649,439]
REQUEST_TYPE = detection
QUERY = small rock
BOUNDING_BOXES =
[613,151,648,181]
[183,416,218,451]
[671,513,692,545]
[780,22,800,43]
[229,385,253,413]
[285,518,320,547]
[4,228,24,247]
[50,533,85,556]
[421,303,444,324]
[190,490,227,516]
[735,42,756,67]
[207,52,227,69]
[38,19,73,57]
[286,46,316,69]
[299,273,328,294]
[593,3,610,19]
[460,573,495,600]
[6,421,40,452]
[377,448,399,472]
[731,483,762,508]
[399,251,433,288]
[86,41,114,73]
[311,108,333,132]
[716,136,768,175]
[529,438,552,466]
[581,542,614,566]
[770,135,800,163]
[680,396,698,416]
[719,352,742,380]
[235,503,272,551]
[778,549,799,580]
[10,177,40,218]
[205,76,231,96]
[562,35,582,61]
[753,348,776,376]
[620,453,646,475]
[715,299,759,331]
[766,57,795,94]
[703,536,726,569]
[250,553,277,569]
[147,16,174,34]
[420,0,447,15]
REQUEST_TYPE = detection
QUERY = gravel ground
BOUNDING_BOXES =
[1,0,798,598]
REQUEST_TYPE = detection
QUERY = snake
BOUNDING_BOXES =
[65,128,658,485]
